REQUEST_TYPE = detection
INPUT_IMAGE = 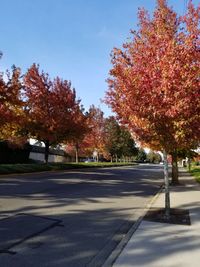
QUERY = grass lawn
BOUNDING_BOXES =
[0,162,137,175]
[189,165,200,183]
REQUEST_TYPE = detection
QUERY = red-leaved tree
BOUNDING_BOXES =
[82,105,105,161]
[24,64,85,163]
[106,0,200,217]
[64,107,89,163]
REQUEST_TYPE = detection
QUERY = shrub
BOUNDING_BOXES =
[0,141,31,164]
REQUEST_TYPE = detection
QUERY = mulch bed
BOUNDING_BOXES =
[144,208,191,225]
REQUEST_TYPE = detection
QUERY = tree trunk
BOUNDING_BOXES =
[171,150,179,185]
[75,148,78,163]
[163,150,170,219]
[188,155,191,172]
[75,143,79,163]
[44,140,50,164]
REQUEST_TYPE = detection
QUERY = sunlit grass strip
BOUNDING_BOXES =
[189,166,200,183]
[0,162,137,175]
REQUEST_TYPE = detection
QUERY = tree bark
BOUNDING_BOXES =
[188,155,191,172]
[111,156,113,163]
[75,148,78,163]
[44,140,50,164]
[171,150,179,185]
[75,143,79,163]
[163,150,170,219]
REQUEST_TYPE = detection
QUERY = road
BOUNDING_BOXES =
[0,164,163,267]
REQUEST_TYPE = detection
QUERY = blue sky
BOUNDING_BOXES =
[0,0,198,116]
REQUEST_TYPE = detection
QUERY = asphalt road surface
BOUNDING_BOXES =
[0,164,164,267]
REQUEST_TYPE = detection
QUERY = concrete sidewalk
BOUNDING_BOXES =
[112,169,200,267]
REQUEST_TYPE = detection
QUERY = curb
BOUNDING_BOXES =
[102,184,164,267]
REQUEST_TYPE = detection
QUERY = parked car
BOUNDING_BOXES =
[84,158,95,163]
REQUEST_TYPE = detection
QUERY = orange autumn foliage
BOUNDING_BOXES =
[0,63,25,143]
[106,0,200,154]
[24,64,86,162]
[82,105,105,158]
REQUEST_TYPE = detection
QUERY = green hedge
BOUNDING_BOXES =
[190,165,200,183]
[0,162,137,175]
[0,141,31,164]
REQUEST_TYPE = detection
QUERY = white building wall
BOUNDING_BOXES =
[29,152,68,163]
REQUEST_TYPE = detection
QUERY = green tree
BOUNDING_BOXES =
[147,150,162,163]
[119,127,138,160]
[136,148,147,162]
[104,116,121,161]
[104,117,138,162]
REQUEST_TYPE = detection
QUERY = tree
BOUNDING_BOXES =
[104,116,122,161]
[136,148,147,162]
[0,62,25,144]
[147,150,162,163]
[104,116,138,162]
[82,105,105,161]
[64,108,89,163]
[119,126,138,161]
[106,0,200,217]
[24,64,84,163]
[176,148,198,171]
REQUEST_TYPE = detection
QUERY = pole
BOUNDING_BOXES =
[163,150,170,219]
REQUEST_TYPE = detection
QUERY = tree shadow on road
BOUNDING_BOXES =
[0,165,165,267]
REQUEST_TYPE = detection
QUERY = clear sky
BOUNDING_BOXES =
[0,0,198,116]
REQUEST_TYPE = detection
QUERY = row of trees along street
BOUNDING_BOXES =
[0,62,89,163]
[105,0,200,218]
[66,111,140,163]
[0,59,141,164]
[0,0,199,218]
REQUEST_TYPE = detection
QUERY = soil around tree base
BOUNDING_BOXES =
[170,181,181,186]
[144,208,191,225]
